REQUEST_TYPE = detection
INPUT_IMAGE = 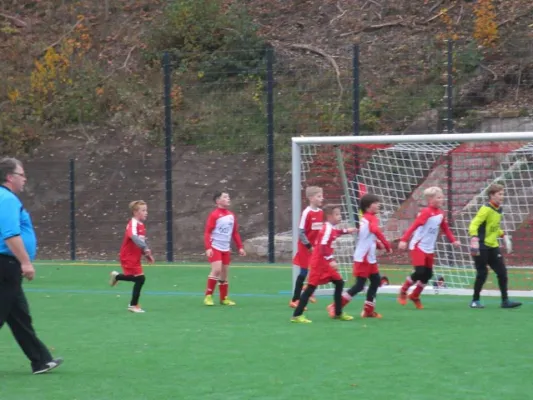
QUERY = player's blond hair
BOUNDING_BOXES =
[305,186,322,199]
[486,183,504,198]
[129,200,147,214]
[423,186,443,200]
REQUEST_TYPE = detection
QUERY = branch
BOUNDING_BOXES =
[424,3,456,24]
[339,19,407,38]
[479,63,498,81]
[0,12,27,28]
[287,44,344,113]
[498,8,533,28]
[102,46,137,80]
[41,19,82,56]
[329,1,347,26]
[429,0,444,13]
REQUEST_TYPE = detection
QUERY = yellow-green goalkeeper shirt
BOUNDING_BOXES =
[468,202,504,249]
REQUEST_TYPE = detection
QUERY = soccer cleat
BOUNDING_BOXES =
[109,271,119,287]
[33,358,64,375]
[361,310,382,318]
[470,300,485,309]
[289,300,307,311]
[220,297,236,306]
[409,294,424,309]
[291,315,312,323]
[204,295,214,306]
[501,300,522,309]
[397,291,408,306]
[333,313,354,321]
[128,305,145,313]
[326,303,336,318]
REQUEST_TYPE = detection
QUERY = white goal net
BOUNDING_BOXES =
[292,133,533,297]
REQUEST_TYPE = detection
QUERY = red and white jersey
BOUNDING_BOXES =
[310,222,347,263]
[298,206,324,245]
[204,207,243,252]
[353,212,391,263]
[119,218,146,263]
[400,206,456,254]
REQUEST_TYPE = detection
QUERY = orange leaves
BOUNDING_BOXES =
[474,0,498,47]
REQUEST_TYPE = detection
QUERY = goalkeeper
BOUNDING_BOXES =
[468,184,521,309]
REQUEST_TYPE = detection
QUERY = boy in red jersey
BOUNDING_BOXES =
[397,187,460,309]
[289,186,324,308]
[204,191,246,306]
[291,205,357,323]
[327,193,392,319]
[109,200,154,313]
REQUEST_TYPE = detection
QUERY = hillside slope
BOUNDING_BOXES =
[2,0,533,260]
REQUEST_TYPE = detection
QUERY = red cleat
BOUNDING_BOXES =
[409,294,424,309]
[361,310,383,318]
[398,291,408,306]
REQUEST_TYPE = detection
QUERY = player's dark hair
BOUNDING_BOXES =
[323,204,341,216]
[360,193,380,212]
[213,191,228,203]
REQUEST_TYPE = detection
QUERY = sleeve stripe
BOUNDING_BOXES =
[321,224,332,244]
[298,207,310,229]
[131,218,138,236]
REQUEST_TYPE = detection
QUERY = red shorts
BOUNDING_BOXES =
[208,248,231,265]
[121,261,143,276]
[410,247,434,268]
[352,259,379,278]
[292,243,313,269]
[307,262,343,286]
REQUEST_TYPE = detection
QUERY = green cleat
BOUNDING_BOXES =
[204,295,214,306]
[220,297,236,306]
[291,315,312,323]
[333,313,354,321]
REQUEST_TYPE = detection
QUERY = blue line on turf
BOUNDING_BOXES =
[23,288,533,304]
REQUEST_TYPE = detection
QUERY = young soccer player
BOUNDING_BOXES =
[327,193,392,319]
[109,200,154,313]
[289,186,324,308]
[397,187,460,309]
[291,205,357,323]
[468,184,521,309]
[204,191,246,306]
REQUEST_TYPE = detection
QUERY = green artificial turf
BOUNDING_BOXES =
[0,262,531,400]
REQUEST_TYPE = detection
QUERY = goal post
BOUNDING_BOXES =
[292,132,533,298]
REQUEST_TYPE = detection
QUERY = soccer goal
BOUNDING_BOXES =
[292,132,533,298]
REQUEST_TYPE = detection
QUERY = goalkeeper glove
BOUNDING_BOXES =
[504,235,513,254]
[470,237,480,257]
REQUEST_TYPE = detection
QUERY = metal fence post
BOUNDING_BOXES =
[69,158,76,260]
[266,46,275,263]
[163,52,174,262]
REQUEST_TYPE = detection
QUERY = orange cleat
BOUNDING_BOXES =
[326,303,336,318]
[409,294,424,309]
[289,300,307,311]
[398,291,408,306]
[361,310,382,318]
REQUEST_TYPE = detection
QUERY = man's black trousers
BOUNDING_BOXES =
[0,254,52,370]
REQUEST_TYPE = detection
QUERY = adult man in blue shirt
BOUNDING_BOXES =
[0,157,63,374]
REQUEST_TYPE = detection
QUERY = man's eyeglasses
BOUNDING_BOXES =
[11,172,26,178]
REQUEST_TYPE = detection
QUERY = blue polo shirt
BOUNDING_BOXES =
[0,186,37,260]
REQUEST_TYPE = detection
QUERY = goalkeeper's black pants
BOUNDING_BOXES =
[472,248,508,302]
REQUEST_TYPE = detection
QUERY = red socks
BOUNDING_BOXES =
[219,281,228,301]
[401,277,413,294]
[363,300,375,314]
[410,281,426,299]
[205,277,217,295]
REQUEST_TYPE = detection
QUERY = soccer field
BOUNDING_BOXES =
[1,262,531,400]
